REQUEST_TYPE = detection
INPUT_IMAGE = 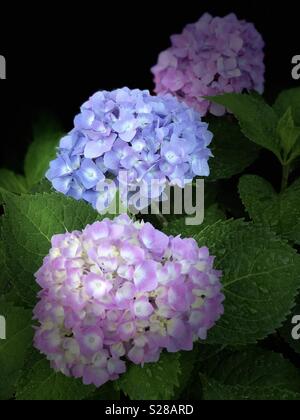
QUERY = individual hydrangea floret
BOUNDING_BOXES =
[46,88,213,211]
[152,13,265,116]
[33,215,224,387]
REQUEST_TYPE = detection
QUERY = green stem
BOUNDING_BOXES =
[155,212,169,228]
[281,164,290,192]
[151,201,168,228]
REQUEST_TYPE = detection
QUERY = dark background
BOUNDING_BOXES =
[0,1,299,172]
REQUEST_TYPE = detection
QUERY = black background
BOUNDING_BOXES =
[0,1,299,171]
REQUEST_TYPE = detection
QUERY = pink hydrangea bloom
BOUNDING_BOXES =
[33,215,224,387]
[152,13,265,116]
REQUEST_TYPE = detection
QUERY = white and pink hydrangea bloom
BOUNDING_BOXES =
[33,215,224,388]
[152,13,265,116]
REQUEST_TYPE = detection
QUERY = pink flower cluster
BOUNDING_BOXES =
[33,215,224,388]
[152,13,265,116]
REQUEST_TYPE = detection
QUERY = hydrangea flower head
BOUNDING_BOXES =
[46,88,213,212]
[33,215,224,387]
[152,13,265,116]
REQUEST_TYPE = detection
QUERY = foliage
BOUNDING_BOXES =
[1,89,300,400]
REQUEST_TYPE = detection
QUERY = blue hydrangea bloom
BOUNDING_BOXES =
[46,88,213,211]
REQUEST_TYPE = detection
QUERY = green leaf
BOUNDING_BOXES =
[2,289,26,308]
[16,356,95,400]
[201,375,300,400]
[117,352,180,400]
[174,350,198,399]
[195,220,300,345]
[203,182,219,208]
[208,93,281,161]
[0,301,33,400]
[207,117,260,181]
[85,383,120,400]
[29,179,53,194]
[202,347,300,393]
[24,117,63,188]
[276,107,300,160]
[289,141,300,163]
[164,204,226,238]
[1,191,102,305]
[179,344,226,400]
[274,87,300,126]
[0,241,11,294]
[0,169,28,194]
[239,175,300,244]
[197,344,226,363]
[274,88,300,162]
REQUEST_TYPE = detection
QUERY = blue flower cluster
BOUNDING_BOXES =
[46,88,213,211]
